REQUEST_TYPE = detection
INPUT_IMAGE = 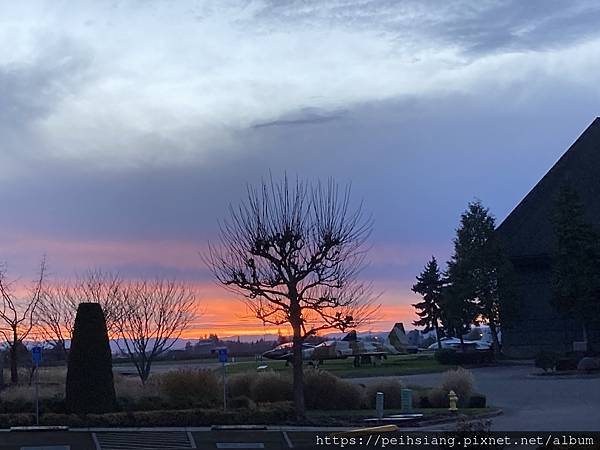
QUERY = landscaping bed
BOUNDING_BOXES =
[0,365,489,427]
[0,405,500,428]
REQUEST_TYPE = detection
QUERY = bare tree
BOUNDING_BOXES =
[38,283,76,358]
[114,279,197,384]
[0,257,47,384]
[206,176,378,417]
[38,269,124,356]
[73,269,123,335]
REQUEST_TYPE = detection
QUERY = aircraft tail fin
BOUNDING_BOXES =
[342,330,358,341]
[388,322,410,351]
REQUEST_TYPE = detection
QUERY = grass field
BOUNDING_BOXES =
[220,353,447,378]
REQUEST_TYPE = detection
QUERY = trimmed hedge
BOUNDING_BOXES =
[534,350,560,372]
[0,403,295,428]
[434,349,494,365]
[66,303,116,414]
[557,357,578,371]
[468,393,487,408]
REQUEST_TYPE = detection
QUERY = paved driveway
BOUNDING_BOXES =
[352,365,600,431]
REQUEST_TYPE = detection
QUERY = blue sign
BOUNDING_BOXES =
[31,346,43,365]
[217,347,228,363]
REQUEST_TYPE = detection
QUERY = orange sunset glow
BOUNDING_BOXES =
[187,287,418,339]
[0,232,427,341]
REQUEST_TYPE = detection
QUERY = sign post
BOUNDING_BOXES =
[31,346,43,426]
[217,348,228,411]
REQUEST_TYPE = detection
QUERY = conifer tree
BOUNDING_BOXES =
[412,256,444,349]
[444,200,511,352]
[552,184,600,347]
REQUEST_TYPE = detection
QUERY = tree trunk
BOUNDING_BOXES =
[291,330,305,419]
[141,361,151,385]
[0,354,4,390]
[459,334,466,353]
[289,295,305,419]
[488,319,501,355]
[9,344,18,384]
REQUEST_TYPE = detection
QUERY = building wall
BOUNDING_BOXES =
[502,262,600,357]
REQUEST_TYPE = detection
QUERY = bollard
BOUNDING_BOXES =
[448,390,458,412]
[401,388,412,413]
[375,391,384,419]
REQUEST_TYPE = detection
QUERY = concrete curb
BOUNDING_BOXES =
[408,408,503,428]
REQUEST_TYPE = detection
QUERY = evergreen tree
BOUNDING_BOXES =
[440,263,476,348]
[552,184,600,347]
[444,200,511,352]
[412,256,444,349]
[65,303,116,414]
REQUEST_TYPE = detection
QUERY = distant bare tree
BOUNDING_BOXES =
[114,279,197,384]
[72,269,123,335]
[206,176,378,417]
[0,257,47,384]
[38,269,124,355]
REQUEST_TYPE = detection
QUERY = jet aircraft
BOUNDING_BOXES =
[262,323,418,366]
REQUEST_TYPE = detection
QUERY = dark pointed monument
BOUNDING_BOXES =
[497,118,600,357]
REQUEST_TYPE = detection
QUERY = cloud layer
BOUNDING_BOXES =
[2,1,600,333]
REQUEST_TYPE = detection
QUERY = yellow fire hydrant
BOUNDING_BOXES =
[448,390,459,412]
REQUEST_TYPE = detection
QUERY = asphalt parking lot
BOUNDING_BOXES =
[354,364,600,431]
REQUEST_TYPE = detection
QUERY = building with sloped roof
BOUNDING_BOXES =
[497,118,600,357]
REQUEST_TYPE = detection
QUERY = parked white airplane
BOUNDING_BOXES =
[427,337,492,351]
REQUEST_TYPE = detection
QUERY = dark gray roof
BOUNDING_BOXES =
[497,117,600,259]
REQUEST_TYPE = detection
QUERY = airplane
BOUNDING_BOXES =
[426,337,491,351]
[426,326,495,351]
[261,342,316,361]
[262,323,418,367]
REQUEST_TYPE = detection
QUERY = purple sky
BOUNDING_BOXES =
[1,1,600,333]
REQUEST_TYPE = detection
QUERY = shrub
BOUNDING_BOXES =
[435,349,494,365]
[303,369,363,410]
[229,395,256,409]
[0,404,296,427]
[117,395,169,412]
[227,373,254,399]
[160,369,220,408]
[250,372,292,404]
[417,394,432,409]
[577,357,600,372]
[435,349,457,365]
[534,350,560,372]
[468,393,487,408]
[427,387,449,408]
[364,379,405,409]
[557,357,579,371]
[429,368,474,408]
[65,303,116,414]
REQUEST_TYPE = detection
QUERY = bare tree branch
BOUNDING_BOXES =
[0,256,47,384]
[113,278,197,384]
[204,175,378,416]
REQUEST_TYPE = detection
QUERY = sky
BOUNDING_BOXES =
[2,0,600,338]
